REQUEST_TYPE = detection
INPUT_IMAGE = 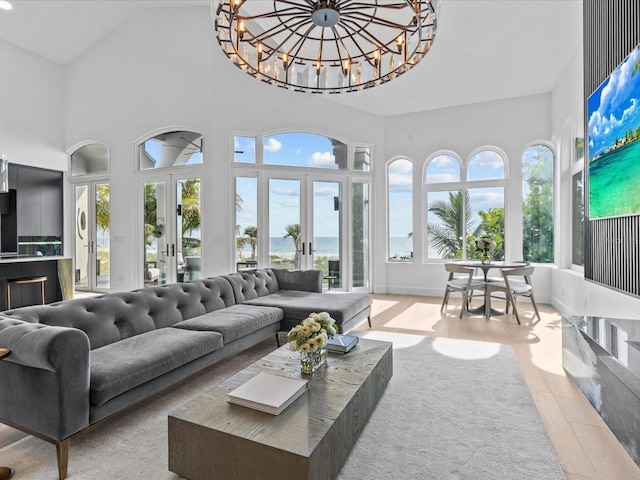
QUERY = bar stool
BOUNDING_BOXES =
[6,276,47,310]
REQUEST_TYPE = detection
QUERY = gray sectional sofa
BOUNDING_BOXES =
[0,268,370,480]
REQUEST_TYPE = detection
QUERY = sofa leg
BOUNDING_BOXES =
[275,333,281,347]
[56,439,69,480]
[367,315,371,328]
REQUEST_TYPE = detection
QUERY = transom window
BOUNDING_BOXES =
[71,143,109,176]
[139,131,202,170]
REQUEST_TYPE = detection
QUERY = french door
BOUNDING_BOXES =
[141,173,201,286]
[267,176,341,274]
[73,181,110,292]
[261,174,369,291]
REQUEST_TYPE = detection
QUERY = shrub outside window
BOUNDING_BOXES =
[522,144,554,263]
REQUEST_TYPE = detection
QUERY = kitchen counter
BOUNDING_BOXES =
[0,256,73,310]
[0,255,70,263]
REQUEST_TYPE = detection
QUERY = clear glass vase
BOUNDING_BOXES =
[481,253,491,264]
[300,348,328,374]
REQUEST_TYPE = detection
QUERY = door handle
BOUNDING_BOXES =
[171,244,176,257]
[166,244,170,256]
[301,243,306,255]
[309,242,316,253]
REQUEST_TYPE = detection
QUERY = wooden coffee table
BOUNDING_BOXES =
[168,338,392,480]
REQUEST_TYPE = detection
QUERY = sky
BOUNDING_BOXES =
[235,133,341,239]
[588,45,640,160]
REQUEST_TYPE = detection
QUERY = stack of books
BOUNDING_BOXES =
[326,334,359,353]
[228,372,308,415]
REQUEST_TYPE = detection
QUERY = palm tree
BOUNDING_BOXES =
[284,223,302,268]
[181,178,200,233]
[237,226,258,260]
[427,191,478,259]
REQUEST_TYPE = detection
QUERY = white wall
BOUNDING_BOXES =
[64,6,384,292]
[0,39,66,170]
[378,93,555,302]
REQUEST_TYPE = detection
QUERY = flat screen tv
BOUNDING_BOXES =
[588,43,640,220]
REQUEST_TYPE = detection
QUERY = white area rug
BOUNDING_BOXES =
[0,333,565,479]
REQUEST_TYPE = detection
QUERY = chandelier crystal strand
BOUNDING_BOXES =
[214,0,438,94]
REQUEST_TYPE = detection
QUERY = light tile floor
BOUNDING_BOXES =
[367,293,640,480]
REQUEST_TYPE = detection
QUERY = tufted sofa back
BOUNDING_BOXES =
[223,269,280,302]
[3,277,236,350]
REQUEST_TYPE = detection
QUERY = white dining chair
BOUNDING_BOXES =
[441,263,487,318]
[484,265,540,324]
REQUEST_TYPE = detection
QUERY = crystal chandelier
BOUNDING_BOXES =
[214,1,438,94]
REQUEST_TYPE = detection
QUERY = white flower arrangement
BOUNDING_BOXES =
[475,236,497,255]
[287,312,337,354]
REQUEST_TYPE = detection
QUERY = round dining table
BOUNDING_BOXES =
[449,260,524,315]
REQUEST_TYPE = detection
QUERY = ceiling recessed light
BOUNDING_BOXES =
[0,1,12,11]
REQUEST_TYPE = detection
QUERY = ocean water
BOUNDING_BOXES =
[239,236,413,258]
[590,139,640,219]
[268,237,339,256]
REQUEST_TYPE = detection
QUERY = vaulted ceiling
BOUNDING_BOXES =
[0,0,582,116]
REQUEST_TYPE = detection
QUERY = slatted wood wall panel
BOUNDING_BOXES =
[583,0,640,296]
[584,0,640,297]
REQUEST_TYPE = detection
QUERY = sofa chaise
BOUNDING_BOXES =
[0,268,370,480]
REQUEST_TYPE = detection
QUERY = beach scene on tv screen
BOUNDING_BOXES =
[588,44,640,220]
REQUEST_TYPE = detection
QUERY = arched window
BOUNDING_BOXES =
[425,150,506,260]
[71,143,109,176]
[388,158,413,261]
[466,150,505,260]
[522,144,554,263]
[139,131,202,170]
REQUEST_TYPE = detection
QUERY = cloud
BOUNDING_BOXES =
[427,155,460,182]
[428,173,459,183]
[470,190,504,206]
[431,155,458,168]
[469,151,503,169]
[277,198,299,208]
[271,186,299,197]
[589,46,640,156]
[264,138,283,152]
[314,185,339,196]
[388,159,412,176]
[388,159,413,193]
[599,47,640,115]
[389,173,413,192]
[308,151,335,167]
